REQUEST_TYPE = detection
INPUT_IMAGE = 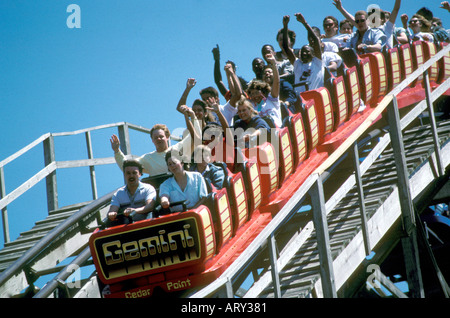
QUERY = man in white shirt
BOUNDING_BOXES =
[282,13,324,95]
[110,115,201,177]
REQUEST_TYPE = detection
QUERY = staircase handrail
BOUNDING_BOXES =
[0,121,151,244]
[0,189,115,293]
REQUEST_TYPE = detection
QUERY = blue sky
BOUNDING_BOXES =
[0,0,448,246]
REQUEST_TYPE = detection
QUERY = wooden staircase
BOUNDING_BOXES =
[247,118,450,298]
[0,202,94,274]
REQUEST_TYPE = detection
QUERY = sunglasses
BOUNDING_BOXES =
[410,20,420,24]
[355,19,366,23]
[323,23,335,27]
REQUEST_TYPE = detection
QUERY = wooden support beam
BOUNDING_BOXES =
[310,174,337,298]
[268,234,281,298]
[0,166,9,244]
[423,70,444,176]
[85,131,98,200]
[386,97,425,298]
[225,278,234,298]
[118,124,131,156]
[43,135,58,212]
[352,142,371,255]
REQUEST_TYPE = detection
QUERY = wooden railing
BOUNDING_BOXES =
[0,122,152,245]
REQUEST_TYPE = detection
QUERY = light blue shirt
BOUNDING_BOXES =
[159,171,208,211]
[349,27,387,52]
[110,182,156,215]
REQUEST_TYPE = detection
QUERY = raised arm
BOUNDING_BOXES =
[400,13,409,30]
[265,53,280,98]
[282,15,297,65]
[225,62,243,107]
[333,0,356,26]
[206,98,234,147]
[212,45,228,97]
[176,78,197,114]
[179,105,198,141]
[441,1,450,13]
[296,13,322,60]
[206,98,229,130]
[389,0,401,24]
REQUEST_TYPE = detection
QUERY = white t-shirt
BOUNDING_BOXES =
[323,34,351,49]
[377,20,395,49]
[323,41,339,53]
[257,93,282,127]
[322,51,343,76]
[211,100,238,126]
[293,57,324,94]
[114,119,201,176]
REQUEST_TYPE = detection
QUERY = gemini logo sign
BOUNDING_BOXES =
[92,217,202,282]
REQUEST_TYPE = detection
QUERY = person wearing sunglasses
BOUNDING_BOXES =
[351,11,387,53]
[322,15,351,49]
[402,14,434,42]
[333,0,386,54]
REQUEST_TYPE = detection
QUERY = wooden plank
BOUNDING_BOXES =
[55,157,115,169]
[264,121,450,298]
[43,135,58,212]
[387,97,425,298]
[0,163,57,211]
[51,122,127,137]
[118,124,131,155]
[0,133,51,168]
[310,176,337,298]
[332,134,450,294]
[0,166,9,244]
[245,118,450,299]
[268,234,281,297]
[424,71,445,176]
[85,131,98,200]
[368,267,408,298]
[0,192,113,297]
[352,142,371,255]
